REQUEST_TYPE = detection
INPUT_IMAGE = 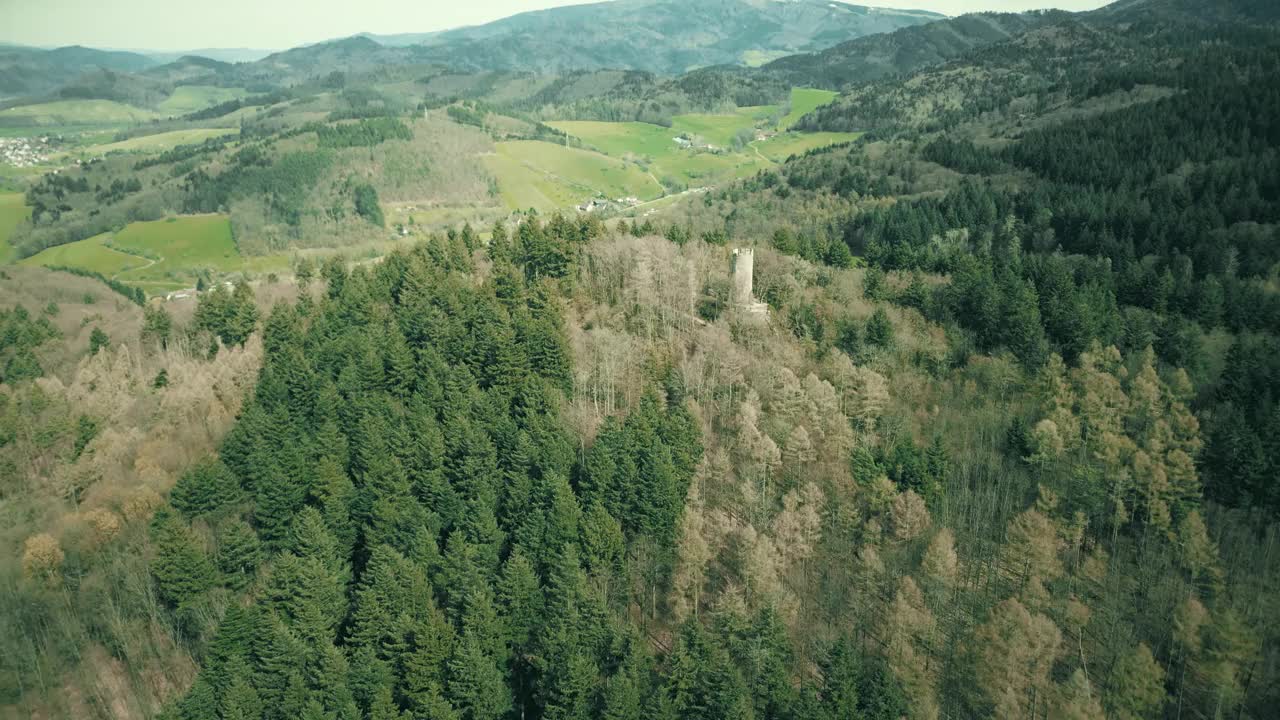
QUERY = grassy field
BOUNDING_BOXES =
[90,128,238,155]
[548,90,858,195]
[779,88,840,130]
[549,121,675,159]
[0,193,31,263]
[483,141,664,212]
[20,215,287,292]
[756,131,863,162]
[670,112,758,148]
[741,49,790,67]
[546,121,767,186]
[19,233,150,276]
[0,100,161,127]
[156,85,248,116]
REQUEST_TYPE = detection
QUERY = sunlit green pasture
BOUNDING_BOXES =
[779,88,840,130]
[0,193,32,263]
[20,215,287,291]
[483,141,664,212]
[156,85,249,116]
[0,100,161,127]
[90,128,238,155]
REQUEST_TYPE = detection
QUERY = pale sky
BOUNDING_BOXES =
[0,0,1112,52]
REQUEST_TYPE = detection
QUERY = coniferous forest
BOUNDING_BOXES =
[3,1,1280,720]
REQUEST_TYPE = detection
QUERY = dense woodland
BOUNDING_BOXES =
[3,1,1280,719]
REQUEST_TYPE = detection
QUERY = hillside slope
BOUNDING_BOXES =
[0,45,157,100]
[762,10,1066,88]
[241,0,942,82]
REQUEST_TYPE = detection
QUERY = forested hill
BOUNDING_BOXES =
[5,0,1280,719]
[0,45,158,99]
[761,10,1065,89]
[196,0,944,85]
[410,0,944,75]
[688,0,1280,516]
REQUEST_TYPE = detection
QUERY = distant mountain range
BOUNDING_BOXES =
[0,45,156,98]
[3,0,947,101]
[761,10,1067,88]
[405,0,945,74]
[139,48,276,64]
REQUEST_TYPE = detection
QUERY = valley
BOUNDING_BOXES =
[0,82,855,287]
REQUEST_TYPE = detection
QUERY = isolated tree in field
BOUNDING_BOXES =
[89,326,109,355]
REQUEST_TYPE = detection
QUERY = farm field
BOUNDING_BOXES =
[546,120,771,188]
[21,215,288,292]
[0,193,31,263]
[548,121,674,159]
[547,96,857,192]
[19,233,150,276]
[0,100,161,127]
[88,128,238,155]
[670,108,774,148]
[483,140,664,212]
[779,87,840,130]
[755,131,863,162]
[156,85,249,116]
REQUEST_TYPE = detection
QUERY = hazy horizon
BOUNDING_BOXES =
[1,0,1111,53]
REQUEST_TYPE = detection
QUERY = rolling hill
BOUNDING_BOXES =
[239,0,944,83]
[762,10,1067,88]
[412,0,945,74]
[0,45,157,99]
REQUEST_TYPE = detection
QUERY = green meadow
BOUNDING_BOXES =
[89,128,238,155]
[0,100,161,127]
[670,107,774,148]
[19,233,150,276]
[0,193,32,263]
[483,140,664,212]
[21,215,287,292]
[156,85,249,116]
[756,131,863,162]
[545,120,767,188]
[547,94,856,192]
[779,87,840,130]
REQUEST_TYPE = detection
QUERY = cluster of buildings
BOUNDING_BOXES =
[575,196,642,213]
[673,134,721,152]
[0,136,51,168]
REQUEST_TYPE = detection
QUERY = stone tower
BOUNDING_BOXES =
[732,248,754,306]
[732,248,768,315]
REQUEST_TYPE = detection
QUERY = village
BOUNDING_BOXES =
[0,136,53,168]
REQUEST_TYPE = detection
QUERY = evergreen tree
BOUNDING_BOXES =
[89,326,110,355]
[865,308,894,349]
[150,510,216,607]
[217,519,262,591]
[171,459,242,518]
